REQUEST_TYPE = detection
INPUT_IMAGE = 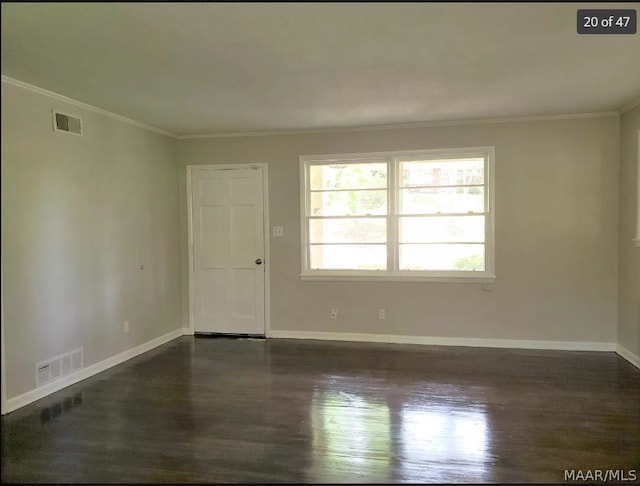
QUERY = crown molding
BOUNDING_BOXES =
[3,75,628,140]
[1,75,178,138]
[178,111,620,140]
[619,96,640,115]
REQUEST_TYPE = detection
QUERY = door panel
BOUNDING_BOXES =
[231,269,256,317]
[200,206,224,267]
[230,206,255,254]
[191,167,265,335]
[200,270,225,318]
[199,177,224,204]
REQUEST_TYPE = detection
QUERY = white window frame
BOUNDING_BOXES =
[299,147,496,283]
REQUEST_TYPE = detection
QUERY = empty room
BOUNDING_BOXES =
[1,2,639,484]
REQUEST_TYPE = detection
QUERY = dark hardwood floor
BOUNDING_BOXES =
[1,336,639,483]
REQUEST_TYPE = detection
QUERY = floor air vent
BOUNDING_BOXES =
[52,110,82,136]
[36,348,84,387]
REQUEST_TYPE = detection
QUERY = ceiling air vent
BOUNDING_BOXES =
[52,110,82,136]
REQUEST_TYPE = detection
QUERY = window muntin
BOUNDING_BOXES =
[399,187,485,215]
[301,148,495,281]
[310,190,387,216]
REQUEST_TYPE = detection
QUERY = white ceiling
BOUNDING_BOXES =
[2,2,640,137]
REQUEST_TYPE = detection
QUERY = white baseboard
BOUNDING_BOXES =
[4,328,184,414]
[616,344,640,369]
[182,327,194,336]
[4,327,626,415]
[268,330,616,352]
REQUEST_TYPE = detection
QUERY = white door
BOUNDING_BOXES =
[190,166,265,335]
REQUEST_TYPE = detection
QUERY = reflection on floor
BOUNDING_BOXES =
[308,376,492,483]
[401,401,489,482]
[310,384,392,482]
[1,336,639,483]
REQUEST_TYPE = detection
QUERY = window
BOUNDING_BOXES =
[300,147,495,282]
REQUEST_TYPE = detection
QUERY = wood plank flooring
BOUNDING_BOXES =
[1,336,639,483]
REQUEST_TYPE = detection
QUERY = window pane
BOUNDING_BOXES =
[400,244,485,271]
[400,158,484,187]
[310,190,387,216]
[310,245,387,270]
[400,216,485,243]
[310,163,387,190]
[310,218,386,243]
[400,187,484,215]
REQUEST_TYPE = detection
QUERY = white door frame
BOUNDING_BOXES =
[186,163,270,337]
[1,261,6,415]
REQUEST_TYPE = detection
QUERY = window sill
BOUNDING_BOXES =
[300,273,497,283]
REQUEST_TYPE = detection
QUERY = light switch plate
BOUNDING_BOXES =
[272,226,284,237]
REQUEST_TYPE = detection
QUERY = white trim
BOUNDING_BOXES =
[299,157,308,275]
[3,328,184,415]
[187,167,196,336]
[619,97,640,115]
[301,146,494,163]
[616,344,640,369]
[268,330,617,352]
[186,163,270,337]
[299,274,496,283]
[263,168,272,338]
[178,112,619,140]
[1,262,6,415]
[182,327,194,336]
[1,75,178,138]
[3,75,626,140]
[299,147,495,281]
[390,154,398,272]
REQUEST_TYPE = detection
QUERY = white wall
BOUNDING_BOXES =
[1,81,183,399]
[178,115,620,345]
[618,106,640,358]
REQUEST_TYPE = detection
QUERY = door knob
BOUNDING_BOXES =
[255,258,263,265]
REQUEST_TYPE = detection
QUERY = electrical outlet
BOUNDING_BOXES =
[481,283,495,292]
[330,308,338,319]
[379,309,386,320]
[272,226,284,237]
[123,320,130,333]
